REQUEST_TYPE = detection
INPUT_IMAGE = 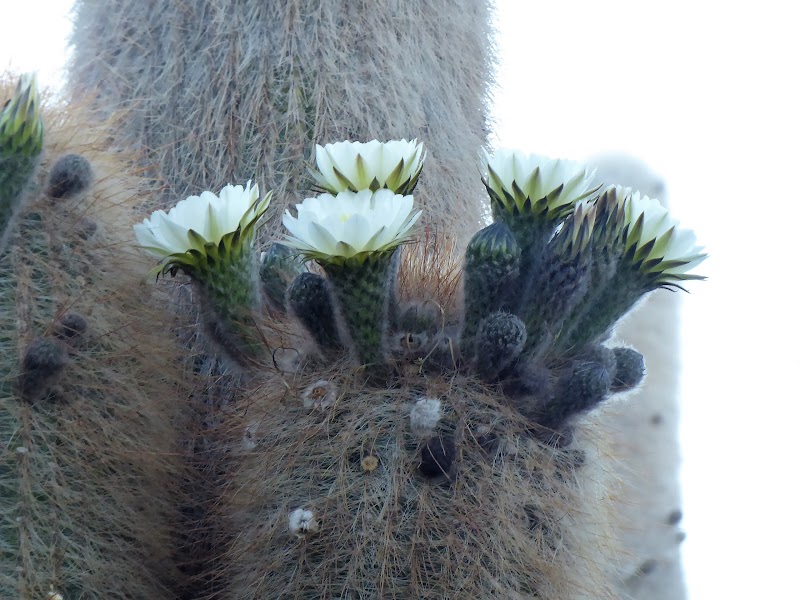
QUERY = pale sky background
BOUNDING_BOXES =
[2,0,797,597]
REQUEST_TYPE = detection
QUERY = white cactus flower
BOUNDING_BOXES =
[282,189,421,264]
[409,397,442,436]
[623,191,707,288]
[288,508,319,537]
[311,139,425,194]
[134,181,270,257]
[482,148,598,220]
[134,182,272,278]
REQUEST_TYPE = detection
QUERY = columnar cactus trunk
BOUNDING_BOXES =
[69,0,494,241]
[588,153,688,600]
[0,82,190,600]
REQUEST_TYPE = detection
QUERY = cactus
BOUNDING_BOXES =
[122,134,704,597]
[51,2,709,598]
[0,86,190,599]
[69,0,494,242]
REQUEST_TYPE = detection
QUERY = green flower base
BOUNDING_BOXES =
[321,252,395,366]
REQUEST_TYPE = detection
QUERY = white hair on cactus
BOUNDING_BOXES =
[288,508,319,537]
[409,396,442,436]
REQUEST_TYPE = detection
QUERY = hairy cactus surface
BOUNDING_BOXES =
[69,0,494,241]
[211,245,621,599]
[0,82,190,600]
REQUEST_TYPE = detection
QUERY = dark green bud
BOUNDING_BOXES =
[53,312,89,346]
[260,242,305,312]
[418,433,455,479]
[47,154,94,199]
[501,358,554,403]
[462,222,520,356]
[286,272,340,352]
[540,360,611,430]
[18,336,69,402]
[474,312,527,381]
[610,347,645,391]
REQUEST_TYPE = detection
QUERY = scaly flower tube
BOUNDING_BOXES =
[283,189,421,365]
[309,139,425,195]
[1,73,45,254]
[134,182,272,366]
[556,188,706,353]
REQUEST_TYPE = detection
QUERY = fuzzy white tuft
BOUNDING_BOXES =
[288,508,319,537]
[409,397,442,436]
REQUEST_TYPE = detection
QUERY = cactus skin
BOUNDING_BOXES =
[286,272,340,353]
[46,153,94,199]
[521,251,590,355]
[322,253,396,366]
[0,74,44,255]
[260,242,305,313]
[555,265,647,354]
[473,311,527,381]
[462,222,520,355]
[195,249,263,368]
[0,90,189,600]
